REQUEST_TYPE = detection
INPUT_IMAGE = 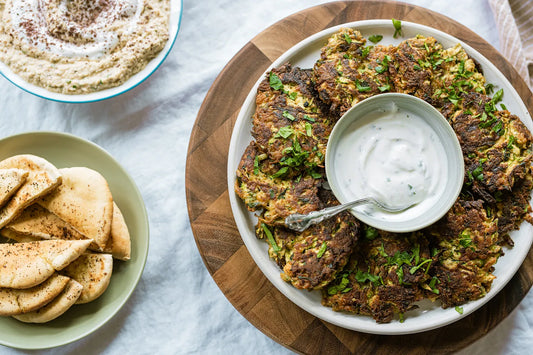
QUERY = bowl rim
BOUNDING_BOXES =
[0,0,183,104]
[325,93,465,232]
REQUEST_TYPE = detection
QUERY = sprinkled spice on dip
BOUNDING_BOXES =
[0,0,170,94]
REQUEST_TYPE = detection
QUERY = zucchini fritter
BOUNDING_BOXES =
[323,228,432,323]
[235,142,322,225]
[252,64,332,171]
[426,200,502,308]
[314,28,395,115]
[449,92,533,201]
[256,190,359,290]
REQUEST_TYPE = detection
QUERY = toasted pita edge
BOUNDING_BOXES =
[104,202,131,261]
[0,155,62,229]
[13,279,83,323]
[0,274,70,316]
[0,168,28,208]
[64,253,113,304]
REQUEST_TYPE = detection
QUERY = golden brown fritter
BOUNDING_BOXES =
[425,200,502,307]
[235,142,322,225]
[448,92,533,201]
[314,28,394,115]
[322,228,432,323]
[256,189,359,290]
[493,175,533,235]
[390,35,441,101]
[252,64,332,171]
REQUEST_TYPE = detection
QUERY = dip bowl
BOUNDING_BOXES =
[0,0,183,103]
[325,93,464,232]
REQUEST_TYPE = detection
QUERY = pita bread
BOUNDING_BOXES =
[0,239,92,289]
[0,168,28,208]
[103,203,131,260]
[2,203,130,260]
[0,228,40,243]
[13,279,83,323]
[0,155,61,229]
[38,167,112,251]
[2,203,97,244]
[63,253,113,304]
[0,274,70,316]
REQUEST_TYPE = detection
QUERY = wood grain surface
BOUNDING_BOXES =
[186,1,533,354]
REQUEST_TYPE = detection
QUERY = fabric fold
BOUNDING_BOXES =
[489,0,533,90]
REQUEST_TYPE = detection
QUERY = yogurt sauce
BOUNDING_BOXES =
[334,102,448,221]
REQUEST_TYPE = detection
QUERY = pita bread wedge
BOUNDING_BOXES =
[2,203,98,245]
[0,155,61,229]
[38,167,113,251]
[0,228,40,243]
[0,274,70,316]
[0,168,28,208]
[103,202,131,260]
[0,239,92,289]
[13,279,83,323]
[63,253,113,304]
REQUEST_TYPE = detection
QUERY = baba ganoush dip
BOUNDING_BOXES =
[0,0,170,94]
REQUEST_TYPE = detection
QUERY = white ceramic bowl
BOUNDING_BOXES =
[0,0,183,103]
[326,93,464,232]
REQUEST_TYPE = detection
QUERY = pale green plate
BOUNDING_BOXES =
[0,131,149,349]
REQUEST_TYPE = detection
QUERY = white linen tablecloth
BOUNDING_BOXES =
[0,0,531,354]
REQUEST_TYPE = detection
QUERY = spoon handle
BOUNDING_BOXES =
[284,197,375,232]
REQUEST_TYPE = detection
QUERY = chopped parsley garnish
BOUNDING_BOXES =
[355,270,380,284]
[310,170,322,179]
[392,18,402,38]
[303,114,315,122]
[253,156,260,175]
[471,165,484,181]
[282,110,296,121]
[378,84,391,92]
[361,46,372,58]
[271,166,288,178]
[365,226,379,240]
[368,34,383,44]
[356,79,372,92]
[261,223,280,252]
[275,126,294,139]
[485,83,494,95]
[317,242,327,258]
[455,306,464,314]
[428,276,440,294]
[269,72,284,91]
[288,91,298,100]
[492,88,504,104]
[327,275,350,295]
[409,259,432,274]
[343,33,352,44]
[305,122,313,137]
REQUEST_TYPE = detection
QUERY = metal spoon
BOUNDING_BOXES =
[284,197,413,232]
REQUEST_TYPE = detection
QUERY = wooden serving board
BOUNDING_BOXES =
[186,1,533,354]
